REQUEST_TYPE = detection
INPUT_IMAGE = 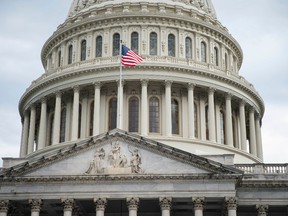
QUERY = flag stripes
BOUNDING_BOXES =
[121,45,144,66]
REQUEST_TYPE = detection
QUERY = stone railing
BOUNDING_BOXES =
[235,164,288,174]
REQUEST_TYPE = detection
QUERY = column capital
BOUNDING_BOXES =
[117,79,125,86]
[55,90,62,97]
[127,197,139,211]
[159,197,172,210]
[256,205,269,215]
[187,83,196,90]
[192,197,205,210]
[62,198,74,212]
[94,198,107,211]
[164,80,173,88]
[73,85,80,92]
[239,98,246,106]
[40,97,47,104]
[225,197,237,210]
[29,199,42,213]
[208,87,216,94]
[225,92,232,100]
[93,81,102,89]
[0,200,9,213]
[141,79,149,86]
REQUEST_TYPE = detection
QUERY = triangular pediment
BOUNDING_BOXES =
[0,130,241,178]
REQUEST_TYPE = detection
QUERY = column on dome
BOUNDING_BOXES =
[94,198,107,216]
[62,199,74,216]
[93,82,101,136]
[0,200,9,216]
[80,95,88,138]
[20,111,29,157]
[71,86,80,141]
[249,108,257,155]
[127,197,139,216]
[239,100,247,152]
[165,81,172,136]
[117,80,124,130]
[52,91,62,145]
[181,88,188,138]
[255,115,263,160]
[38,97,47,149]
[187,83,195,139]
[208,88,216,142]
[65,101,72,141]
[215,101,221,144]
[199,95,206,140]
[225,94,233,147]
[141,80,148,136]
[225,197,237,216]
[29,199,42,216]
[27,105,36,154]
[192,197,204,216]
[256,205,268,216]
[159,197,172,216]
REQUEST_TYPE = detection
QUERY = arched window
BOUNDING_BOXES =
[60,108,66,143]
[96,36,103,57]
[149,97,160,133]
[214,47,219,66]
[128,97,139,132]
[68,45,73,64]
[89,101,94,136]
[220,110,225,144]
[171,99,179,134]
[109,98,117,130]
[194,102,198,138]
[168,34,175,57]
[131,32,139,53]
[149,32,157,55]
[113,33,120,56]
[205,105,209,140]
[185,37,192,59]
[201,41,207,63]
[81,40,87,61]
[58,50,61,67]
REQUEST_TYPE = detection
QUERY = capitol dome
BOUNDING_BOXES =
[18,0,264,164]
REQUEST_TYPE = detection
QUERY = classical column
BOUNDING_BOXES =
[165,81,172,136]
[29,199,42,216]
[225,197,237,216]
[141,80,148,136]
[27,105,36,154]
[199,95,206,140]
[225,94,233,147]
[62,199,74,216]
[71,86,80,141]
[239,100,247,152]
[208,88,216,142]
[65,101,72,141]
[93,82,101,136]
[255,115,263,160]
[52,91,62,145]
[249,108,257,155]
[20,111,29,157]
[0,200,9,216]
[94,198,107,216]
[38,97,47,149]
[188,83,195,139]
[117,80,124,130]
[256,205,268,216]
[192,197,204,216]
[159,197,172,216]
[127,197,139,216]
[80,96,88,138]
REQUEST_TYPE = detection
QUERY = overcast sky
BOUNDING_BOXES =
[0,0,287,166]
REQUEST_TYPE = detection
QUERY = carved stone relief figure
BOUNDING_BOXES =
[108,141,128,168]
[85,148,105,174]
[129,148,142,173]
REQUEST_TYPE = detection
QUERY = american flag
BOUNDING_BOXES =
[121,45,144,66]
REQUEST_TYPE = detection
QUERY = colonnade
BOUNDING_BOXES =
[19,80,263,160]
[0,198,272,216]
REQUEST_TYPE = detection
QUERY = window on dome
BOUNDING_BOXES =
[109,97,117,130]
[220,110,225,144]
[149,97,159,133]
[60,108,66,143]
[96,36,103,57]
[68,45,73,64]
[194,102,198,138]
[168,34,175,57]
[131,32,139,53]
[89,101,94,136]
[149,32,157,55]
[113,33,120,56]
[128,97,139,132]
[185,37,192,59]
[81,40,87,61]
[58,50,61,67]
[201,41,207,63]
[214,47,219,66]
[171,99,179,135]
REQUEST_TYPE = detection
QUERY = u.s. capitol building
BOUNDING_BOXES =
[0,0,287,215]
